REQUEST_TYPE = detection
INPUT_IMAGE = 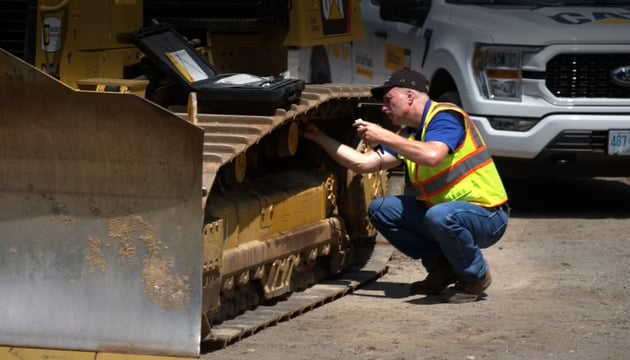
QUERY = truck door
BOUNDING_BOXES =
[352,0,431,85]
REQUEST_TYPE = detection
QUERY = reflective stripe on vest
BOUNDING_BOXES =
[399,101,508,207]
[419,102,488,195]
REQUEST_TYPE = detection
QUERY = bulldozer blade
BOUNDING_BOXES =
[0,49,204,357]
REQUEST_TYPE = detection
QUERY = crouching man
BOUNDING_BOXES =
[300,69,510,303]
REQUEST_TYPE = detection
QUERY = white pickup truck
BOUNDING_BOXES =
[297,0,630,177]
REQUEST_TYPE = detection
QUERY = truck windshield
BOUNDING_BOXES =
[446,0,630,5]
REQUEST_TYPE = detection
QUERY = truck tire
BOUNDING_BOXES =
[437,90,462,107]
[310,45,332,84]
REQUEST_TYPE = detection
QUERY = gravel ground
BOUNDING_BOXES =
[204,176,630,360]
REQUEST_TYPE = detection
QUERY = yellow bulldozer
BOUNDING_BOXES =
[0,0,394,358]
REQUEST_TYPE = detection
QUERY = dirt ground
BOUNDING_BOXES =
[203,176,630,360]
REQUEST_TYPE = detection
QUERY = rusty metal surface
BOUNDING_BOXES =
[203,236,393,350]
[0,48,380,358]
[221,219,343,275]
[173,82,373,203]
[0,49,204,357]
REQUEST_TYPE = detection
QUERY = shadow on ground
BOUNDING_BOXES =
[503,176,630,218]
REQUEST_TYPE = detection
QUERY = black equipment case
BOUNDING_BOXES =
[131,23,304,115]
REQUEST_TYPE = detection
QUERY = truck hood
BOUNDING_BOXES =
[447,3,630,44]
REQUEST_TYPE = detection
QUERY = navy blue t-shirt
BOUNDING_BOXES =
[382,100,465,157]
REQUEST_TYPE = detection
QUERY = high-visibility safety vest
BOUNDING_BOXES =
[398,101,508,207]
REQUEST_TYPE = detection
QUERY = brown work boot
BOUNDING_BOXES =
[409,258,457,295]
[442,269,492,303]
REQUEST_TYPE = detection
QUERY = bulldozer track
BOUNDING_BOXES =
[179,83,376,195]
[203,236,393,351]
[178,83,393,351]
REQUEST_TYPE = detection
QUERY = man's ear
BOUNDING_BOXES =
[407,90,414,105]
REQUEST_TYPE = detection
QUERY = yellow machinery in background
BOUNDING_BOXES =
[0,1,387,359]
[28,0,365,89]
[35,0,142,84]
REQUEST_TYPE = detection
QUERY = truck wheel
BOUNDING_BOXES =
[310,45,332,84]
[437,91,462,107]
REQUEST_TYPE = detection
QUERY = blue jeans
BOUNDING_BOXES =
[368,196,509,281]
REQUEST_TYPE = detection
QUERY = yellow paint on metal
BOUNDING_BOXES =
[275,122,299,158]
[76,78,149,96]
[0,346,94,360]
[35,0,143,88]
[284,0,365,46]
[384,44,410,71]
[97,352,197,360]
[0,347,199,360]
[356,66,374,79]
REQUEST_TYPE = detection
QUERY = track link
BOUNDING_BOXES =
[177,84,375,198]
[203,236,392,351]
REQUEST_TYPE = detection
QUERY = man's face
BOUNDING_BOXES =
[381,87,407,124]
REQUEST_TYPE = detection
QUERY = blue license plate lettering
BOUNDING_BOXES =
[608,130,630,155]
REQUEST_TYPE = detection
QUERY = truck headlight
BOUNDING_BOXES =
[474,46,523,101]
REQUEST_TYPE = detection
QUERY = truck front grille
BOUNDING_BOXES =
[545,54,630,99]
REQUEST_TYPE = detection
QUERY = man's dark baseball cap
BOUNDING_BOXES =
[370,69,429,100]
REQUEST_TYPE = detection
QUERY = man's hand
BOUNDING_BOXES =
[354,118,388,147]
[299,119,322,142]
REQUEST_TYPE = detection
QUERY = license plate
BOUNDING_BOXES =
[608,130,630,155]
